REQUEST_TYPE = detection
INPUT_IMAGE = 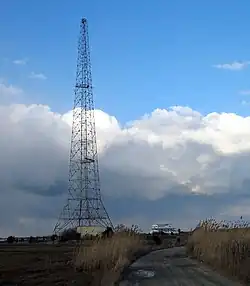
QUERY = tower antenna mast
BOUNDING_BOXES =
[54,18,113,234]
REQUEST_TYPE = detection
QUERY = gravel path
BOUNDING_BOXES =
[120,247,242,286]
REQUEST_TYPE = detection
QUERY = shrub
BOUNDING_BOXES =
[152,234,162,245]
[7,236,15,244]
[51,234,58,243]
[60,228,81,242]
[114,224,141,234]
[102,226,114,238]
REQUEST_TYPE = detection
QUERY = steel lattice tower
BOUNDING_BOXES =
[53,18,113,234]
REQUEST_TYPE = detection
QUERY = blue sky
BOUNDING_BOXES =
[2,0,250,123]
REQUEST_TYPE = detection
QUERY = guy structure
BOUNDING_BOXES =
[53,18,113,234]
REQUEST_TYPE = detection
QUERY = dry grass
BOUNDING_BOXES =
[187,218,250,284]
[74,231,148,286]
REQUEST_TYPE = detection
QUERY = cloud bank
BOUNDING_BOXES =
[1,103,250,236]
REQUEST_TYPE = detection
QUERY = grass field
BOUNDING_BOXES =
[187,219,250,284]
[0,231,183,286]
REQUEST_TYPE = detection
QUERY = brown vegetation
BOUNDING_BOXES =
[74,229,148,285]
[187,218,250,284]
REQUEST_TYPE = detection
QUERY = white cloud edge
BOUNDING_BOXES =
[213,60,250,71]
[0,81,23,96]
[29,71,47,80]
[239,90,250,95]
[13,58,28,65]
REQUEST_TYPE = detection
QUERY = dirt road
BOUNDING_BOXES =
[120,247,242,286]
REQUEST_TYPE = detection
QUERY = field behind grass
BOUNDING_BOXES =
[187,219,250,284]
[0,243,90,285]
[0,230,182,286]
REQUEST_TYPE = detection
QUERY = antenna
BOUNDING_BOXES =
[54,18,113,234]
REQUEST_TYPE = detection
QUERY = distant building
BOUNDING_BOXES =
[150,223,178,234]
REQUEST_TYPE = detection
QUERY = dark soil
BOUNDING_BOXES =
[0,243,89,286]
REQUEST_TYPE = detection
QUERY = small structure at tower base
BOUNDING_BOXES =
[76,226,106,237]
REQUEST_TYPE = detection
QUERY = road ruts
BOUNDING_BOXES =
[120,247,242,286]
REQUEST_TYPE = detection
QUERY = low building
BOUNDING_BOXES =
[150,223,178,234]
[76,226,105,237]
